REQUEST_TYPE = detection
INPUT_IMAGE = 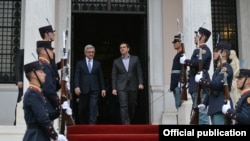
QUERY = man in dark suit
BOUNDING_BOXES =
[74,44,106,124]
[111,42,144,124]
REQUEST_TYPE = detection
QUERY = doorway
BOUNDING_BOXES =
[71,13,149,124]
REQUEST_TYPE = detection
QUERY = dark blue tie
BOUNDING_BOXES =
[88,59,91,73]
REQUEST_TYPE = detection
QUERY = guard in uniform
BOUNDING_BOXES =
[222,69,250,125]
[170,34,184,109]
[180,27,212,124]
[22,61,67,141]
[195,42,234,125]
[36,40,60,120]
[39,25,61,91]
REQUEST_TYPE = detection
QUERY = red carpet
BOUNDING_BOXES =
[67,125,159,141]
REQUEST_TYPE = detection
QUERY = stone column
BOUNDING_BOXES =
[161,0,184,125]
[183,0,213,61]
[237,0,250,68]
[148,0,165,124]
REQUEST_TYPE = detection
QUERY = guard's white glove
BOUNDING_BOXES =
[198,104,206,111]
[65,108,72,116]
[222,100,231,114]
[195,71,203,82]
[180,54,186,64]
[61,101,70,109]
[178,82,185,88]
[57,134,68,141]
[65,76,70,90]
[61,101,72,116]
[62,53,68,59]
[66,81,70,91]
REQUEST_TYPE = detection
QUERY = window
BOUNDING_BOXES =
[0,0,21,83]
[211,0,238,55]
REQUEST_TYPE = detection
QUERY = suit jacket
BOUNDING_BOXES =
[112,55,143,91]
[74,58,105,94]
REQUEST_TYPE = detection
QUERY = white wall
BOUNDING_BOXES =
[237,0,250,68]
[0,85,17,125]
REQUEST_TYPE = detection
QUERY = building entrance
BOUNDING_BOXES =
[71,13,149,124]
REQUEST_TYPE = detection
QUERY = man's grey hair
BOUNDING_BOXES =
[84,44,95,52]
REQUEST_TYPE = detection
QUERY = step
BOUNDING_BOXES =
[67,124,159,134]
[67,134,158,141]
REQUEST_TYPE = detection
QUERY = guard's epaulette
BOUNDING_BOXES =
[199,43,206,47]
[39,57,50,64]
[221,67,227,72]
[246,97,250,104]
[29,84,42,93]
[202,49,206,54]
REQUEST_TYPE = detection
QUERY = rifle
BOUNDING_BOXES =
[217,33,220,44]
[180,39,188,101]
[59,30,75,135]
[215,34,221,69]
[176,19,188,101]
[222,71,232,125]
[190,32,202,125]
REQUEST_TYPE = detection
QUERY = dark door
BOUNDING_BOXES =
[71,13,149,124]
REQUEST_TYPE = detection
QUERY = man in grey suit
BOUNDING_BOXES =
[74,44,106,124]
[112,42,144,124]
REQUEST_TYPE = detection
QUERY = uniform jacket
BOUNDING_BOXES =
[40,59,60,120]
[51,53,61,91]
[170,52,182,91]
[201,62,234,116]
[74,58,105,94]
[226,91,250,124]
[185,44,212,94]
[112,55,143,91]
[23,87,58,141]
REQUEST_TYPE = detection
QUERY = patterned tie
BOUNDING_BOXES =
[88,59,92,73]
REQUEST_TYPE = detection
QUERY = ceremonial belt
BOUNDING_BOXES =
[27,124,39,129]
[171,70,181,74]
[210,90,224,96]
[189,69,208,75]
